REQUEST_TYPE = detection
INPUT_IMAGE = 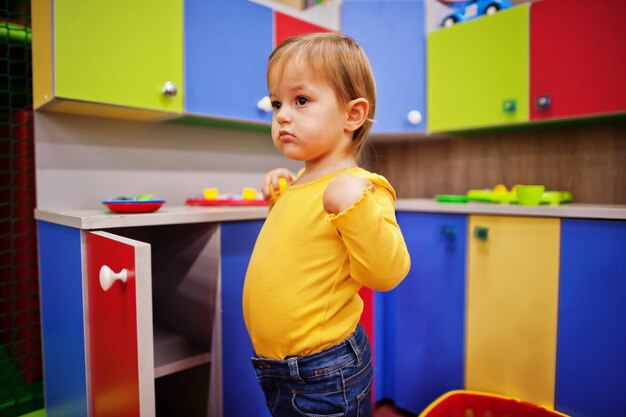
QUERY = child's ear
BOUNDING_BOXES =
[345,98,369,133]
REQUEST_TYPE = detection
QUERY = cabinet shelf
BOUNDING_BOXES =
[153,325,211,379]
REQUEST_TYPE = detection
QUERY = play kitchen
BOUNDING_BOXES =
[26,0,625,417]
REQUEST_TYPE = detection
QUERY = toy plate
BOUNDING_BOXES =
[103,199,166,213]
[186,198,267,207]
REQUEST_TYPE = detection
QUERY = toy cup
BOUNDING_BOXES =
[515,185,545,206]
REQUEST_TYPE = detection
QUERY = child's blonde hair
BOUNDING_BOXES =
[267,32,376,160]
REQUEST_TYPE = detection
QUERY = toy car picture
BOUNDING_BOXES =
[439,0,512,27]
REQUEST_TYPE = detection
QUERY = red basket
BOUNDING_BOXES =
[418,391,569,417]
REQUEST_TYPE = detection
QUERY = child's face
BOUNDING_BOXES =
[268,58,352,164]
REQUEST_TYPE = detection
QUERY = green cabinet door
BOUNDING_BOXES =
[54,0,183,113]
[427,4,529,132]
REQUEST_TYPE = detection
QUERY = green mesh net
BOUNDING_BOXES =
[0,1,43,416]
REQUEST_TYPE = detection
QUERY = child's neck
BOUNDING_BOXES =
[299,156,357,184]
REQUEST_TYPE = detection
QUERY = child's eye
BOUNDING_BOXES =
[296,96,309,106]
[271,100,281,110]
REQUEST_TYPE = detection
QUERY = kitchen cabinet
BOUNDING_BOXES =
[556,219,626,417]
[274,11,331,46]
[342,1,427,133]
[530,0,626,121]
[427,4,529,132]
[378,212,466,413]
[183,0,273,126]
[86,231,154,417]
[466,214,560,408]
[37,219,221,417]
[220,220,377,415]
[32,0,183,121]
[220,221,270,417]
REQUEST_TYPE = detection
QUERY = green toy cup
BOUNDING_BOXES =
[515,185,545,206]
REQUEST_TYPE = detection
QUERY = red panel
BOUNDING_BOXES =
[530,0,626,120]
[87,233,139,417]
[274,12,331,47]
[358,287,375,402]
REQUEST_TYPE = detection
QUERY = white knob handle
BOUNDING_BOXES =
[162,81,178,97]
[407,110,422,126]
[99,265,128,291]
[257,96,272,112]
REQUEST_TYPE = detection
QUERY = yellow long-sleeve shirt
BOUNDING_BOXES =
[242,167,410,359]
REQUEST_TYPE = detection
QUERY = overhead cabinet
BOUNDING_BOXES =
[427,4,529,132]
[530,0,626,121]
[342,0,427,133]
[183,0,274,127]
[32,0,184,120]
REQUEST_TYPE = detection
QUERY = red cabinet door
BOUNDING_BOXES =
[86,231,154,417]
[530,0,626,120]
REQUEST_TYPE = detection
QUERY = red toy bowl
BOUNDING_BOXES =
[102,200,166,214]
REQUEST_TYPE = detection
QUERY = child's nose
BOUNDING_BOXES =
[275,106,291,124]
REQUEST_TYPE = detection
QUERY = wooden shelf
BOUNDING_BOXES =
[153,325,211,379]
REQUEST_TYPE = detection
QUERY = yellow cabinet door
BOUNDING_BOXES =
[32,0,183,120]
[466,215,560,408]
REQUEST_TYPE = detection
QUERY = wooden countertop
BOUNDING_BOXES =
[35,199,626,230]
[34,205,269,230]
[395,199,626,220]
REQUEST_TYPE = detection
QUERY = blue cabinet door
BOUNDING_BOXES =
[556,219,626,417]
[185,0,273,123]
[342,1,427,133]
[220,221,270,417]
[37,221,88,417]
[377,212,466,413]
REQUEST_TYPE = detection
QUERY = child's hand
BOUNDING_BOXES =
[261,168,296,202]
[323,174,373,214]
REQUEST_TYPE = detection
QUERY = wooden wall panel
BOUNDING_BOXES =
[365,120,626,204]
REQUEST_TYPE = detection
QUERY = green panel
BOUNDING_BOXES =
[54,0,183,113]
[167,115,271,134]
[427,5,529,132]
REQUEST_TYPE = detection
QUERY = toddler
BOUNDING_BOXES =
[243,32,411,417]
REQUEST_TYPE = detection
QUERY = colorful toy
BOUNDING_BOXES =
[269,177,289,201]
[187,187,268,207]
[439,0,513,27]
[418,390,569,417]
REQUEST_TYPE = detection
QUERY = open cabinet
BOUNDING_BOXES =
[38,221,221,417]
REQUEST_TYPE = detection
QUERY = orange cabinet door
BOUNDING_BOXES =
[86,231,154,417]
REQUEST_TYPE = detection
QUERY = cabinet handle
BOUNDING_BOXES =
[161,81,178,97]
[99,265,128,291]
[257,96,272,113]
[441,225,456,239]
[473,226,489,241]
[502,99,517,113]
[536,95,551,110]
[407,110,422,126]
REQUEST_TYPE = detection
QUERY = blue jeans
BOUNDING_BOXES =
[251,324,373,417]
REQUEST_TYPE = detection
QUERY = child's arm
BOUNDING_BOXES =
[325,176,410,291]
[323,174,373,214]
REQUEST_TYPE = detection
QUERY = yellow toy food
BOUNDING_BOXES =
[203,188,219,200]
[269,177,289,200]
[242,188,257,200]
